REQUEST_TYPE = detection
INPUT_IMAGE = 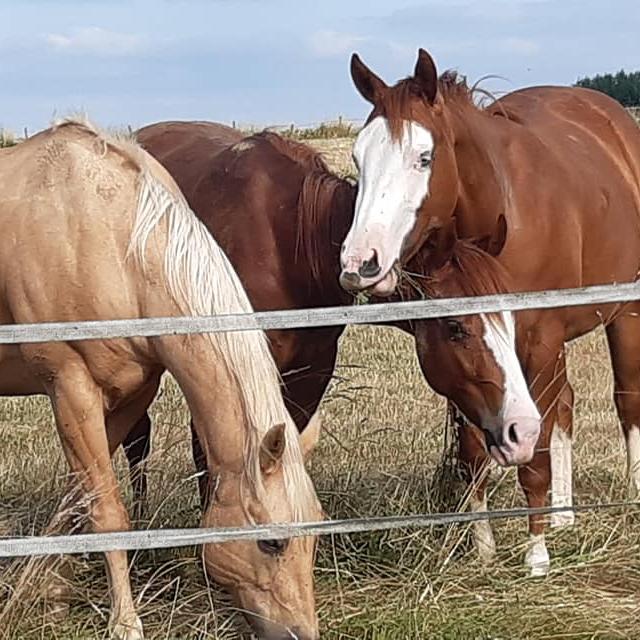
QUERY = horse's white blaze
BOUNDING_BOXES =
[470,494,496,563]
[342,116,434,279]
[525,533,550,577]
[550,424,574,527]
[481,312,540,428]
[625,425,640,498]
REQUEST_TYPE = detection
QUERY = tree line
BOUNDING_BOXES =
[576,70,640,107]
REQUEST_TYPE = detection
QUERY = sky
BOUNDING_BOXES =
[1,0,639,134]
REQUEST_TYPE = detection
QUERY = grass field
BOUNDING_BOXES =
[1,138,640,639]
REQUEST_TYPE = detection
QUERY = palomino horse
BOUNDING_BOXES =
[341,49,640,573]
[0,119,322,640]
[127,122,538,551]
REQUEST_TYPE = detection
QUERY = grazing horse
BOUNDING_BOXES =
[0,119,322,640]
[341,48,640,573]
[127,121,538,553]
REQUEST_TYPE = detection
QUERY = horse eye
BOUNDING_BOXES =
[417,151,432,170]
[258,538,288,556]
[445,319,467,342]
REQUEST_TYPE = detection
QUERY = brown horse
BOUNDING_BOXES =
[0,119,322,640]
[129,122,356,507]
[128,120,539,564]
[341,48,640,573]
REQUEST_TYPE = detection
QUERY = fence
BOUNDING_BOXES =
[5,107,640,145]
[1,279,640,559]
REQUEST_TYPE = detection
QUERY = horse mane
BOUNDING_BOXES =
[237,129,356,292]
[53,117,316,521]
[296,170,356,289]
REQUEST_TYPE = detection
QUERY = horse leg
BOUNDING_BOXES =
[190,419,209,509]
[518,342,570,577]
[456,409,495,564]
[41,365,144,640]
[122,413,152,521]
[605,304,640,497]
[549,376,575,527]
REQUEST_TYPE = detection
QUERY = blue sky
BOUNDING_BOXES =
[1,0,639,133]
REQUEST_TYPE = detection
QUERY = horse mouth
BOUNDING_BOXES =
[339,266,399,297]
[368,267,399,297]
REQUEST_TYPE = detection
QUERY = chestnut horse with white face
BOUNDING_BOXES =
[342,49,640,574]
[0,120,322,640]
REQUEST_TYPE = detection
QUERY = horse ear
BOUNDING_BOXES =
[351,53,387,104]
[260,423,286,474]
[424,221,458,271]
[474,214,508,257]
[414,48,439,104]
[299,413,322,460]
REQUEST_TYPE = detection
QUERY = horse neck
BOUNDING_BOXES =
[156,335,247,472]
[447,103,509,237]
[296,170,356,305]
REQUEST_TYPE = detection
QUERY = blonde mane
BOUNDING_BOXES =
[54,117,316,522]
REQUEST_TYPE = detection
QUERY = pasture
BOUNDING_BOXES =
[1,137,639,639]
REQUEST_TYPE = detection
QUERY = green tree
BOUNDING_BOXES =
[576,69,640,106]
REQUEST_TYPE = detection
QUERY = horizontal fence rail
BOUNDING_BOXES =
[0,281,638,344]
[0,280,639,560]
[1,502,637,558]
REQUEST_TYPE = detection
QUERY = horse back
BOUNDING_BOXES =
[136,121,243,202]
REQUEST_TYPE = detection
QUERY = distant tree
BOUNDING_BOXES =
[576,70,640,107]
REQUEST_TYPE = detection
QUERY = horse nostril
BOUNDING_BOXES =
[358,250,381,279]
[508,422,519,445]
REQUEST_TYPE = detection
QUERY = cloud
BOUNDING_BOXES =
[45,27,147,57]
[499,37,540,55]
[309,29,368,58]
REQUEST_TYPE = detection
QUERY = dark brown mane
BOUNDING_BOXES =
[295,170,356,291]
[416,240,511,300]
[234,130,356,293]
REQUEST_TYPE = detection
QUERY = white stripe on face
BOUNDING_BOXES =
[481,312,540,428]
[341,116,434,280]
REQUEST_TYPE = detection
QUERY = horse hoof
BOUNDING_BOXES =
[528,561,550,578]
[112,616,144,640]
[44,599,70,623]
[476,542,497,566]
[525,533,550,578]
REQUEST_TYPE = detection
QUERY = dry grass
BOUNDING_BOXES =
[1,139,640,639]
[0,130,16,148]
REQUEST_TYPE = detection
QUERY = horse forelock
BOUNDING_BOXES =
[419,241,511,325]
[129,171,318,523]
[379,71,492,141]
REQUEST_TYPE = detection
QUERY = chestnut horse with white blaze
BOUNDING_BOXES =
[0,119,322,640]
[126,121,538,570]
[342,49,640,574]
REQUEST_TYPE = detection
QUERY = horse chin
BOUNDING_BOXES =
[369,268,398,297]
[489,445,509,467]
